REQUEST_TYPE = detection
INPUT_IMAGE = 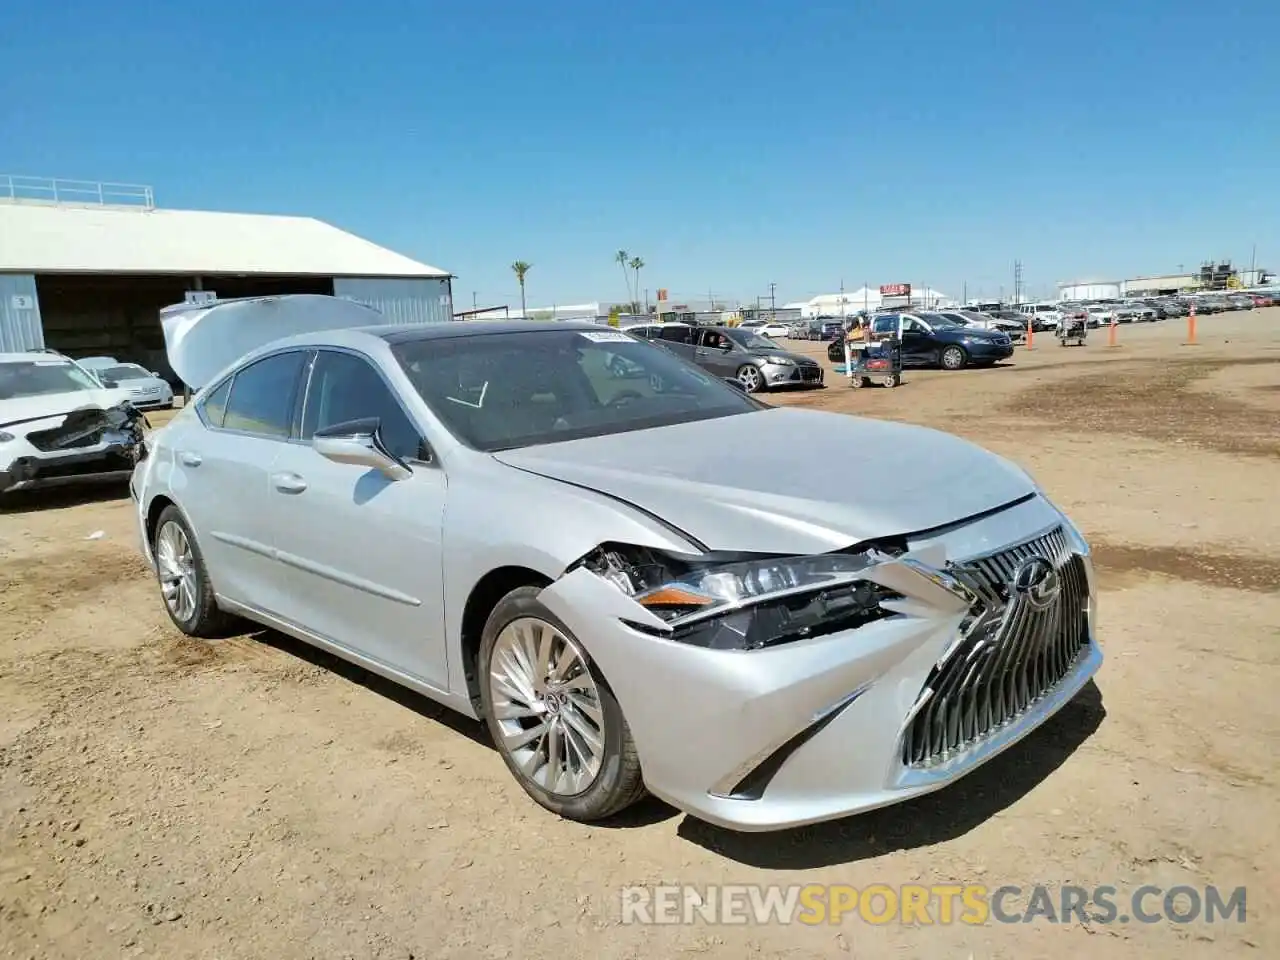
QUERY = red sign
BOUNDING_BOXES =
[657,288,669,301]
[879,283,911,297]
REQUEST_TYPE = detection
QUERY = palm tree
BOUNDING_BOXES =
[615,250,633,310]
[629,257,645,312]
[511,261,532,318]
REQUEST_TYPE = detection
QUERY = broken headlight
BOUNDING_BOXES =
[582,544,901,651]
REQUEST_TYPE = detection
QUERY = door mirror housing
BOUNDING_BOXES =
[313,417,413,480]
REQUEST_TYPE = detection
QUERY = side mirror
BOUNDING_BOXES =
[722,377,746,391]
[313,417,413,480]
[100,377,118,388]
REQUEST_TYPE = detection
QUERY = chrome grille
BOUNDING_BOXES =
[901,526,1090,767]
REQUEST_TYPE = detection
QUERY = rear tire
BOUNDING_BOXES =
[479,586,646,823]
[152,505,236,638]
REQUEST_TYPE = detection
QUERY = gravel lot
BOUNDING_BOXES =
[3,309,1278,959]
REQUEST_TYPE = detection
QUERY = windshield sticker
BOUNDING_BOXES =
[578,330,632,343]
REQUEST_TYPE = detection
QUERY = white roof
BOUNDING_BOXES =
[0,201,449,278]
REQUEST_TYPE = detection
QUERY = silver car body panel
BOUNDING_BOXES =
[132,301,1101,832]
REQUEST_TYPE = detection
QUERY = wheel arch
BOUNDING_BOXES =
[460,566,553,713]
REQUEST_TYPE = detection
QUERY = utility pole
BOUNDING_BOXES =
[768,281,776,321]
[1013,260,1024,305]
[472,291,478,312]
[839,278,846,320]
[1251,243,1257,284]
[963,281,967,304]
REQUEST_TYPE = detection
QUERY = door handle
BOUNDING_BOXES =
[178,451,202,467]
[271,472,308,494]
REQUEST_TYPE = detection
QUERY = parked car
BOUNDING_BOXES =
[132,306,1101,832]
[1115,302,1156,323]
[936,311,1026,344]
[740,320,792,339]
[672,326,824,392]
[80,360,176,409]
[799,319,846,341]
[1,351,148,494]
[1016,303,1063,332]
[1085,304,1115,327]
[829,312,1014,370]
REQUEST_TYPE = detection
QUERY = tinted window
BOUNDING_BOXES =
[222,352,305,438]
[658,326,693,344]
[200,379,232,428]
[873,316,899,334]
[303,351,426,462]
[391,328,758,452]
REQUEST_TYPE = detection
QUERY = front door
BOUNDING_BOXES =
[899,316,936,367]
[693,329,738,377]
[264,349,450,690]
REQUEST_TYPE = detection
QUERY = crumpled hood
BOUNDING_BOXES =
[493,407,1036,555]
[0,390,132,430]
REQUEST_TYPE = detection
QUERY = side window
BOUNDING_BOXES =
[699,330,724,349]
[199,378,232,428]
[874,316,898,335]
[222,352,305,438]
[659,325,692,345]
[303,350,426,462]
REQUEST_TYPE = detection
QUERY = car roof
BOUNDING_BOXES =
[0,351,77,363]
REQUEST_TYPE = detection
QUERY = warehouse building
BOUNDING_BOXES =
[0,177,452,376]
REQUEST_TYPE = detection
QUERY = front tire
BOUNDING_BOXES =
[152,505,235,638]
[940,345,968,370]
[479,586,646,823]
[736,364,764,393]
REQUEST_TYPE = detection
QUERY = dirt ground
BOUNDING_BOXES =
[2,309,1278,959]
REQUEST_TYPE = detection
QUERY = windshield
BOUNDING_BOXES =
[0,360,101,401]
[101,363,150,380]
[391,328,761,452]
[725,329,778,351]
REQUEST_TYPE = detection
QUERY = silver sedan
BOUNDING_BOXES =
[132,300,1101,832]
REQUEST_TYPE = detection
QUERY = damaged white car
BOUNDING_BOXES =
[1,351,149,495]
[132,295,1101,832]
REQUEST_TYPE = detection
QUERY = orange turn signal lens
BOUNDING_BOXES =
[637,586,714,607]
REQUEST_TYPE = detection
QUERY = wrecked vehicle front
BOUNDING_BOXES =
[1,354,149,495]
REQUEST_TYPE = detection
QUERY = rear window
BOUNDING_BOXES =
[221,351,306,438]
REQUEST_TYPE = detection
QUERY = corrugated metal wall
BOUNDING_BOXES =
[332,277,453,325]
[0,273,45,351]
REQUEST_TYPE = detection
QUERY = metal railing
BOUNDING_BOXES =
[0,175,155,209]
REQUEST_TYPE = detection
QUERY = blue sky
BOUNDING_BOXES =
[3,0,1277,308]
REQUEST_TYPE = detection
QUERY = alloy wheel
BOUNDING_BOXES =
[737,365,763,392]
[156,520,197,622]
[488,617,605,797]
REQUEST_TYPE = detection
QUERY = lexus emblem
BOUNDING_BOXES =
[1010,557,1061,609]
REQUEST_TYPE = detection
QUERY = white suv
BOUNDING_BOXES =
[0,352,147,494]
[1017,303,1064,331]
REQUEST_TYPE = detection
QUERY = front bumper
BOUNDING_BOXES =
[964,341,1015,361]
[539,495,1100,832]
[761,361,824,387]
[1,445,138,493]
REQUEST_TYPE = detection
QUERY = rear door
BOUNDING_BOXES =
[656,324,696,362]
[175,350,308,613]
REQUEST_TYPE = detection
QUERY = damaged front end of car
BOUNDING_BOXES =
[0,403,149,494]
